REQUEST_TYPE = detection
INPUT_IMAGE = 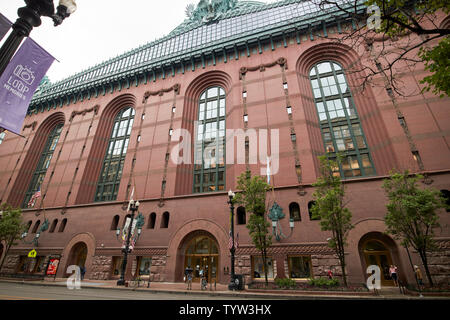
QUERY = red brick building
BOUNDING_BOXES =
[0,0,449,287]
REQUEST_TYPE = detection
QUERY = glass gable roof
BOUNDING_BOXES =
[32,0,359,103]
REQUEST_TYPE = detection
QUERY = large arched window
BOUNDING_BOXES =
[193,87,226,193]
[22,124,63,207]
[309,61,375,178]
[95,107,135,202]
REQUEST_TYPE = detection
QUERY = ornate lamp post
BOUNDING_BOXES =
[115,200,143,286]
[227,189,238,291]
[21,218,49,246]
[0,0,77,76]
[268,202,294,241]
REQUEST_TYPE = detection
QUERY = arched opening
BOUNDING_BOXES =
[441,189,450,212]
[236,207,246,225]
[148,212,156,229]
[49,219,58,233]
[111,215,119,231]
[66,242,87,276]
[26,221,32,233]
[289,202,301,221]
[183,233,219,283]
[358,232,401,287]
[308,201,319,220]
[32,220,41,233]
[58,218,67,232]
[161,212,169,228]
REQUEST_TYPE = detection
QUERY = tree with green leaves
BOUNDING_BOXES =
[311,155,354,287]
[233,171,273,287]
[311,0,450,97]
[0,203,26,272]
[382,171,447,287]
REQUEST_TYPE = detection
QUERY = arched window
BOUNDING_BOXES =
[148,212,156,229]
[32,220,41,233]
[308,201,319,220]
[58,218,67,232]
[441,190,450,212]
[193,87,226,193]
[95,107,135,202]
[111,215,120,231]
[309,61,375,178]
[161,212,169,228]
[237,207,246,225]
[289,202,301,221]
[22,124,63,207]
[49,219,58,233]
[26,221,32,233]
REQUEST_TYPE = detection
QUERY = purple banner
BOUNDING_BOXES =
[0,38,55,135]
[0,13,12,41]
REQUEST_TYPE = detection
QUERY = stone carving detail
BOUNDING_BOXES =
[142,83,181,103]
[70,105,99,122]
[239,57,288,79]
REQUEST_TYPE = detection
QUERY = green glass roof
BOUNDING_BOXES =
[31,0,363,108]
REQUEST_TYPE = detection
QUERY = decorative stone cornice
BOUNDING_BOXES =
[239,57,287,79]
[69,105,99,122]
[142,83,181,103]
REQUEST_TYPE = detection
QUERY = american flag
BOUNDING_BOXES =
[27,187,41,208]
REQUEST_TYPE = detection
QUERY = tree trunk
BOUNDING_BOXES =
[418,249,434,287]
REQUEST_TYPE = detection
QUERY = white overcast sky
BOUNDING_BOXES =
[0,0,277,83]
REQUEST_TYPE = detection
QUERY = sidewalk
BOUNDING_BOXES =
[0,278,448,300]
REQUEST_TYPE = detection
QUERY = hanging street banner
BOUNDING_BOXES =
[0,37,55,135]
[0,13,12,41]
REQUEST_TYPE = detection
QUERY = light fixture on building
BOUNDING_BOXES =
[21,218,49,247]
[283,82,288,90]
[286,106,292,115]
[243,114,248,122]
[242,91,247,98]
[268,202,294,242]
[227,189,239,291]
[172,106,176,113]
[169,128,173,136]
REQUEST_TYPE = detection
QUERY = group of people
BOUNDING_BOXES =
[389,264,424,289]
[184,265,208,290]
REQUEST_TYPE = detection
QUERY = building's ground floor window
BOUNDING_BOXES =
[288,255,312,279]
[136,256,152,276]
[252,256,275,279]
[111,256,123,277]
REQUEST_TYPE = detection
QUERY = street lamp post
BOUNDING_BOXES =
[116,200,140,286]
[227,189,238,291]
[0,0,77,76]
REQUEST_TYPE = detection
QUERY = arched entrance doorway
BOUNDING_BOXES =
[66,242,87,272]
[184,234,219,283]
[361,238,395,286]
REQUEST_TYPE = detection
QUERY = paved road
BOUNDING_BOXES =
[0,282,261,300]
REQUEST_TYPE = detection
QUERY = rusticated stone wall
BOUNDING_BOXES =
[90,256,113,280]
[427,240,450,285]
[0,255,20,274]
[150,255,167,282]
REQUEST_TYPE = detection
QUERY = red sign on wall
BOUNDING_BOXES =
[46,258,60,275]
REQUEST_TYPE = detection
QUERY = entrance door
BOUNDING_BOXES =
[184,236,219,282]
[363,240,394,286]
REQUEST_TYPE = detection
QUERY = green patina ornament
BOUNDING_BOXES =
[39,218,50,233]
[268,202,285,222]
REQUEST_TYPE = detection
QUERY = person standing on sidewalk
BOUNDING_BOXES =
[389,265,398,287]
[414,265,423,288]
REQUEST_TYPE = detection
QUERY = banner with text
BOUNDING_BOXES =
[0,13,12,41]
[0,37,55,135]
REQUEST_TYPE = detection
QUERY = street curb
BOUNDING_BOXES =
[1,279,444,300]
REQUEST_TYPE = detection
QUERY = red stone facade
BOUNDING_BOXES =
[0,16,449,287]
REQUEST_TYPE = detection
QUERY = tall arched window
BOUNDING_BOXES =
[193,87,226,193]
[22,124,63,207]
[148,212,156,229]
[237,207,246,225]
[95,107,135,202]
[111,215,120,231]
[49,219,58,233]
[161,212,170,228]
[289,202,301,221]
[309,61,375,178]
[58,218,67,232]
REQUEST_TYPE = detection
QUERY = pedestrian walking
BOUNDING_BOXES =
[185,266,193,290]
[389,265,398,287]
[414,265,423,288]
